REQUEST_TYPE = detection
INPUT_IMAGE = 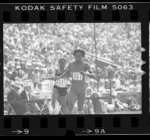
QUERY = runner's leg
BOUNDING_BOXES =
[52,88,59,109]
[57,94,63,114]
[67,86,77,114]
[77,87,85,114]
[60,95,68,114]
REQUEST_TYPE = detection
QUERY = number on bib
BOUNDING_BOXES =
[55,79,66,87]
[72,72,83,81]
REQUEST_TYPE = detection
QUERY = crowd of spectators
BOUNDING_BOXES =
[3,23,142,114]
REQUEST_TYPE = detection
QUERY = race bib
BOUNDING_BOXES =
[55,79,67,87]
[72,72,83,81]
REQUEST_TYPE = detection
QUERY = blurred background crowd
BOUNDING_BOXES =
[3,23,142,114]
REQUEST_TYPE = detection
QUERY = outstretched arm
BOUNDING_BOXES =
[55,70,70,80]
[40,64,71,81]
[39,71,69,82]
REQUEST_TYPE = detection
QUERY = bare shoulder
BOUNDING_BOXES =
[67,62,73,70]
[69,62,76,67]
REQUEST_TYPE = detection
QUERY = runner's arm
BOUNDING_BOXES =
[41,64,71,81]
[39,76,56,82]
[83,63,96,80]
[55,64,71,80]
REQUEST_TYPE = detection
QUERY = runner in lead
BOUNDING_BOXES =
[55,49,96,114]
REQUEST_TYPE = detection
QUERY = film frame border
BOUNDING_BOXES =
[0,2,149,136]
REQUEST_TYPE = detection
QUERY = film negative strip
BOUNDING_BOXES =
[0,2,149,136]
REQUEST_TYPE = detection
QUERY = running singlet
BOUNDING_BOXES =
[54,70,68,96]
[69,62,89,86]
[54,70,68,88]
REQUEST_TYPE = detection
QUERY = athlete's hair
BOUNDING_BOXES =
[59,57,67,63]
[73,49,85,57]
